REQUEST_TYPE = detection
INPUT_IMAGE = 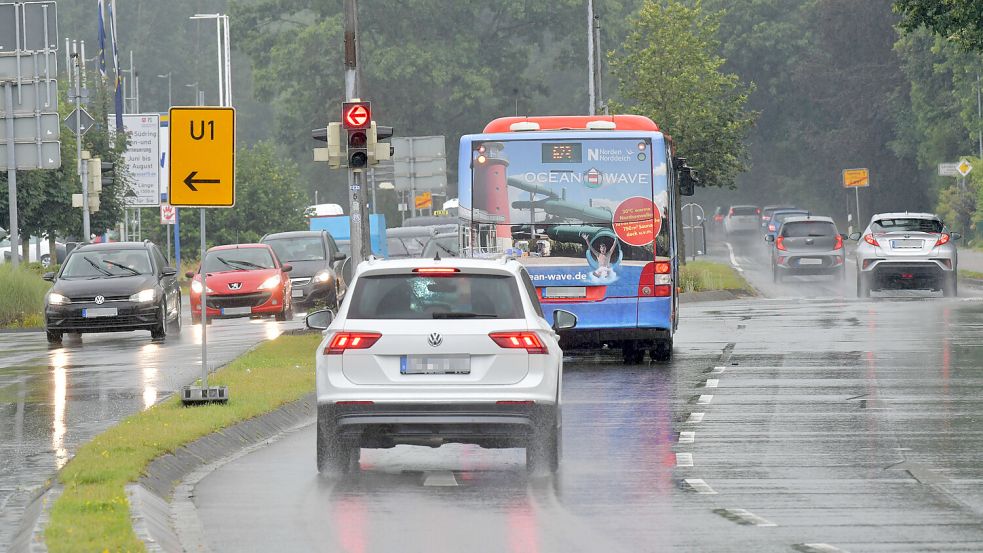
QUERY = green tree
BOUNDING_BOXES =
[895,0,983,53]
[609,0,757,189]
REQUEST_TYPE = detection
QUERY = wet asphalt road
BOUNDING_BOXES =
[193,238,983,553]
[0,307,304,548]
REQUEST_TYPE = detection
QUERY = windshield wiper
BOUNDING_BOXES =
[83,256,113,277]
[215,256,264,270]
[432,312,497,319]
[102,260,141,275]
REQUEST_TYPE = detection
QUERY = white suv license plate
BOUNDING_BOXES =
[83,307,117,318]
[798,258,823,265]
[400,355,471,375]
[892,239,922,248]
[222,306,252,316]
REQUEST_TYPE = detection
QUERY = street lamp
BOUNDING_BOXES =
[190,13,231,107]
[184,82,199,105]
[156,72,171,109]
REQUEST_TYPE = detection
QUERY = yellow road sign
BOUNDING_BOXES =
[168,107,236,207]
[842,168,869,188]
[415,191,432,209]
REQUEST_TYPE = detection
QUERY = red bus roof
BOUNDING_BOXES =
[482,115,659,133]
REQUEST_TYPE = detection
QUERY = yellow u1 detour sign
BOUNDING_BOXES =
[168,107,236,207]
[842,168,869,188]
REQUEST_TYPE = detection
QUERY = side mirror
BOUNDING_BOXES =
[341,257,354,286]
[764,235,775,243]
[333,251,347,262]
[951,232,962,241]
[839,233,847,239]
[552,309,578,331]
[848,232,861,241]
[282,264,293,273]
[42,271,55,282]
[306,309,334,330]
[161,267,178,277]
[185,271,196,279]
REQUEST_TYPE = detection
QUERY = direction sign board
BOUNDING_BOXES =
[392,135,447,192]
[842,168,869,188]
[110,114,160,206]
[939,162,960,177]
[957,159,972,177]
[0,112,58,141]
[168,107,236,207]
[0,141,60,169]
[415,191,433,209]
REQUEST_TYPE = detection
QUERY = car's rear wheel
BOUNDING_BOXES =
[857,271,871,298]
[650,339,672,363]
[316,408,357,475]
[526,415,560,475]
[622,342,645,364]
[46,330,62,344]
[150,304,167,342]
[167,298,182,334]
[942,274,958,297]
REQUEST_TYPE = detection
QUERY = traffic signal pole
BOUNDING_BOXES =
[344,0,371,266]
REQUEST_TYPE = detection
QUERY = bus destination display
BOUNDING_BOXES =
[542,143,582,164]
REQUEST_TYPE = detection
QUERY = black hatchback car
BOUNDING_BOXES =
[260,230,347,311]
[43,241,181,344]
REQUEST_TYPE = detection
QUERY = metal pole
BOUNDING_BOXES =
[344,0,369,264]
[977,72,982,159]
[223,16,232,107]
[370,167,377,214]
[587,0,596,116]
[74,43,90,243]
[166,216,171,262]
[855,187,861,229]
[200,208,208,388]
[214,18,222,105]
[167,73,171,108]
[4,83,19,269]
[593,15,603,114]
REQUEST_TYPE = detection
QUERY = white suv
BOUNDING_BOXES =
[306,256,577,475]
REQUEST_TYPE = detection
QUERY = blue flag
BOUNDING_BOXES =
[97,0,107,78]
[108,0,123,130]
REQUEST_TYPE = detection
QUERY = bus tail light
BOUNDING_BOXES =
[489,332,547,354]
[654,285,672,297]
[325,332,382,354]
[638,262,672,297]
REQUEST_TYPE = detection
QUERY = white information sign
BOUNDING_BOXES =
[159,119,169,199]
[160,203,176,225]
[109,114,161,206]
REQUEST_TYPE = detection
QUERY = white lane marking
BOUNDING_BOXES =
[697,394,714,405]
[683,478,717,494]
[724,242,744,272]
[686,412,705,423]
[796,544,851,553]
[423,471,459,487]
[676,453,694,467]
[679,431,695,444]
[711,366,726,374]
[705,378,719,388]
[715,508,777,527]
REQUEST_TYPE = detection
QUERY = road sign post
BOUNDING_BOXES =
[169,106,235,406]
[842,168,869,229]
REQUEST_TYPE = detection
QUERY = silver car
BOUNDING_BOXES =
[765,216,846,282]
[723,205,761,236]
[851,212,960,297]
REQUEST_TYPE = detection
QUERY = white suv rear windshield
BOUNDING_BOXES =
[348,273,525,319]
[871,218,943,233]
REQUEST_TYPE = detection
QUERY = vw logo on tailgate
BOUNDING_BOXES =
[428,333,443,347]
[228,282,243,290]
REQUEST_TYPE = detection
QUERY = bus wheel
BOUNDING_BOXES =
[622,342,645,365]
[651,339,673,363]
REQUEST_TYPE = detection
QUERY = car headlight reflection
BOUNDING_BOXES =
[190,280,214,294]
[129,289,156,303]
[314,271,331,283]
[258,274,282,290]
[48,292,68,305]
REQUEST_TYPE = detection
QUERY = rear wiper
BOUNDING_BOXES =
[432,312,496,319]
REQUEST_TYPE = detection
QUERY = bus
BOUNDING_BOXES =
[457,115,695,363]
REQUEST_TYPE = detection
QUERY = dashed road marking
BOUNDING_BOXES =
[711,366,726,374]
[705,378,719,388]
[697,394,714,405]
[713,508,777,527]
[423,471,459,487]
[678,431,695,444]
[683,478,717,494]
[793,544,851,553]
[676,453,694,467]
[686,412,705,423]
[724,242,744,272]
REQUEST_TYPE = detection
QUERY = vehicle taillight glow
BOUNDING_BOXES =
[412,267,460,275]
[655,262,671,274]
[756,208,761,214]
[728,208,734,216]
[768,223,776,232]
[489,332,547,354]
[325,332,382,354]
[775,236,787,251]
[654,285,672,297]
[863,234,880,247]
[935,233,951,247]
[834,234,843,250]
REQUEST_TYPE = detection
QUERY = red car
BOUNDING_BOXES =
[187,244,293,324]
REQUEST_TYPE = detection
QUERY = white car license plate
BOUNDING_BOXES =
[543,286,586,299]
[400,355,471,375]
[798,258,823,265]
[291,289,304,298]
[222,306,251,316]
[83,307,117,318]
[892,239,922,248]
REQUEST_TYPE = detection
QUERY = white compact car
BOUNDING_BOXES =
[306,256,577,475]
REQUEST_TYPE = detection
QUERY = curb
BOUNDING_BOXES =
[129,393,315,553]
[679,290,745,304]
[0,327,43,334]
[8,486,61,553]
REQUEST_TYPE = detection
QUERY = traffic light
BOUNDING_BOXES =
[342,101,371,169]
[367,122,394,166]
[100,160,113,189]
[312,123,343,168]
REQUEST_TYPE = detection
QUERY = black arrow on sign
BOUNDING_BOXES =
[184,171,221,192]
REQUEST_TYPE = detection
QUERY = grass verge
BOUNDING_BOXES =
[679,260,753,293]
[959,269,983,280]
[44,332,321,552]
[0,263,50,328]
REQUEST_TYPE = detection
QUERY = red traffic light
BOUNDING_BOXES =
[342,101,371,129]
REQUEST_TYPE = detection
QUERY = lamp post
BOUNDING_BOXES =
[157,72,172,109]
[184,82,199,105]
